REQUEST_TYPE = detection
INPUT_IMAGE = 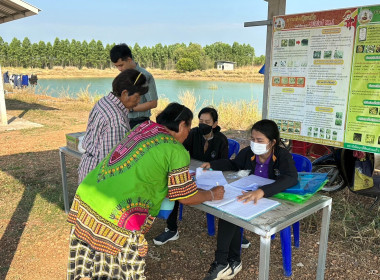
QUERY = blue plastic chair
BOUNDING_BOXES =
[274,153,312,276]
[292,153,312,174]
[228,139,240,159]
[179,139,240,236]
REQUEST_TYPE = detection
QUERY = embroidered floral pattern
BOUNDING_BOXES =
[97,122,178,182]
[109,197,153,231]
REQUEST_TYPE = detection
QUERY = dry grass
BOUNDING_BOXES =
[5,83,103,105]
[4,66,264,83]
[151,97,170,117]
[178,90,198,113]
[216,99,261,130]
[3,85,51,103]
[76,85,103,104]
[326,189,380,253]
[4,66,118,79]
[149,66,264,82]
[150,90,261,130]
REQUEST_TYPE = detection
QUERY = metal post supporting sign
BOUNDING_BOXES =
[244,0,286,119]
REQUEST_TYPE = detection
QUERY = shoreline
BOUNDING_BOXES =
[3,66,264,83]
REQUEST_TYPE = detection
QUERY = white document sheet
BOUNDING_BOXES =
[203,184,243,208]
[196,183,215,191]
[229,175,275,191]
[219,198,280,221]
[195,167,228,186]
[198,171,280,220]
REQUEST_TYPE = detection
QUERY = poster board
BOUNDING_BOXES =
[267,5,380,153]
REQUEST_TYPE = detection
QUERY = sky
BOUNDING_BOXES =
[1,0,380,56]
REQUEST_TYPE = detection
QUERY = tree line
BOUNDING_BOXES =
[0,37,265,72]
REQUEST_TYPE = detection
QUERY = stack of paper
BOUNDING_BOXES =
[195,167,228,190]
[203,184,280,221]
[203,184,243,207]
[229,175,275,191]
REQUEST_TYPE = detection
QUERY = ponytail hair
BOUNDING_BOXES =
[156,103,193,132]
[112,69,148,97]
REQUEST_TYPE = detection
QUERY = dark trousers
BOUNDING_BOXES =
[166,200,180,231]
[215,219,242,265]
[129,117,150,129]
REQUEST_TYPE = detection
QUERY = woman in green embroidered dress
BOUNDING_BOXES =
[67,102,225,280]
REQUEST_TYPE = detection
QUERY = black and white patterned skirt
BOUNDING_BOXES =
[67,227,146,280]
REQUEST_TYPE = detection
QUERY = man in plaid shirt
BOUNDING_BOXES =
[78,69,148,183]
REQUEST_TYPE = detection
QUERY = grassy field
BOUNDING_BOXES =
[3,65,265,83]
[0,90,379,280]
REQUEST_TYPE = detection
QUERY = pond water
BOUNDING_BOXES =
[36,78,264,109]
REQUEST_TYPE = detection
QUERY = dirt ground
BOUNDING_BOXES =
[0,93,379,280]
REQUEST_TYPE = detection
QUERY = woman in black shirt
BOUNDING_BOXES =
[201,119,298,280]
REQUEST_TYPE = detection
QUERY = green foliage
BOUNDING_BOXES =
[8,38,22,67]
[0,36,9,65]
[204,41,256,67]
[0,37,259,71]
[254,54,266,65]
[176,57,197,72]
[173,43,209,71]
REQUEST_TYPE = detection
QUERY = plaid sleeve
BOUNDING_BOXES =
[167,166,198,200]
[98,120,129,161]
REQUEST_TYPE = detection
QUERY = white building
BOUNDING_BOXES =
[216,61,235,71]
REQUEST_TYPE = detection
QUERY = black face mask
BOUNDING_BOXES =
[199,123,213,135]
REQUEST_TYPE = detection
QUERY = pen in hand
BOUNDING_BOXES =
[210,182,225,200]
[200,162,212,170]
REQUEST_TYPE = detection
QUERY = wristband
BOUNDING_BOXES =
[209,190,214,201]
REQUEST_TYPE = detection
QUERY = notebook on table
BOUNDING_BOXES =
[203,184,280,221]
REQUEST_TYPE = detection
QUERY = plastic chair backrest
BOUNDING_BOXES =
[291,153,312,172]
[228,139,240,159]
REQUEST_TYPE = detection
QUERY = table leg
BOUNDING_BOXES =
[259,235,271,280]
[316,203,332,280]
[59,149,69,214]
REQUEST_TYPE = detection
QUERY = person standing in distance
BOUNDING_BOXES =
[110,43,158,128]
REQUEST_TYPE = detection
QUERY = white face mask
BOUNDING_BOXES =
[250,141,269,155]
